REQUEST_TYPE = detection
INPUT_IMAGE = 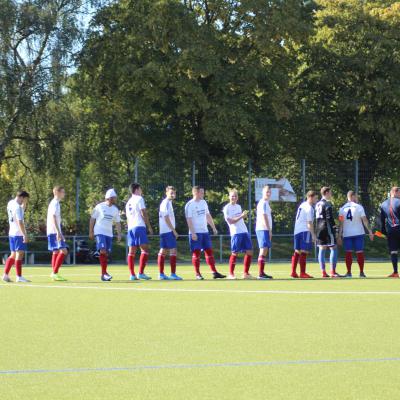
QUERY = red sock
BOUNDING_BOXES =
[192,249,201,275]
[54,252,65,274]
[258,256,265,276]
[170,255,177,274]
[229,254,237,275]
[158,253,165,274]
[291,252,300,274]
[51,252,58,272]
[357,252,365,273]
[128,253,135,276]
[139,251,148,274]
[15,260,22,277]
[244,254,252,274]
[345,252,353,274]
[4,257,15,275]
[99,253,107,275]
[299,253,307,274]
[204,248,217,273]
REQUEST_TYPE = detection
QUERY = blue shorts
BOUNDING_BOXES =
[256,230,271,249]
[294,231,313,252]
[9,236,26,252]
[160,232,177,249]
[189,232,212,252]
[343,235,365,252]
[95,234,113,253]
[127,226,148,247]
[231,233,252,253]
[47,234,67,251]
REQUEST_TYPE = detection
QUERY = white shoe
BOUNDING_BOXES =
[16,276,30,283]
[243,273,255,280]
[2,274,12,283]
[227,274,236,280]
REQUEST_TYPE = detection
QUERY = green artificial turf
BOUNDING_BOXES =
[1,262,400,399]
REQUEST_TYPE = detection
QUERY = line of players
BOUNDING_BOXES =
[2,183,400,283]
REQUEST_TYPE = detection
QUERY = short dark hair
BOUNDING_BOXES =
[53,185,65,192]
[306,190,317,198]
[192,186,204,191]
[129,183,141,194]
[16,190,29,198]
[166,186,176,192]
[321,186,331,196]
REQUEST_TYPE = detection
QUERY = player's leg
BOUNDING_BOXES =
[52,244,68,281]
[318,246,329,278]
[3,246,16,282]
[138,243,151,280]
[257,231,272,280]
[228,234,238,279]
[203,234,226,279]
[128,245,138,280]
[299,233,313,278]
[158,248,169,280]
[343,236,353,277]
[291,233,301,278]
[329,245,340,277]
[169,248,182,280]
[387,231,399,277]
[242,233,254,279]
[354,235,366,278]
[15,242,29,283]
[189,234,202,279]
[96,235,112,281]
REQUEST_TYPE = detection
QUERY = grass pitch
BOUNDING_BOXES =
[1,261,400,399]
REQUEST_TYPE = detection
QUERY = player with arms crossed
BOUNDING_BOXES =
[255,185,273,280]
[315,187,341,278]
[2,190,30,283]
[291,191,317,279]
[223,189,254,280]
[158,186,182,280]
[379,187,400,278]
[47,186,68,281]
[185,186,226,280]
[89,188,121,281]
[126,183,153,280]
[338,191,373,278]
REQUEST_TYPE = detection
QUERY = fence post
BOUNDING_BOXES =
[248,160,252,232]
[76,174,80,223]
[355,159,359,193]
[219,234,223,263]
[301,159,306,199]
[192,161,196,187]
[73,236,76,265]
[134,157,139,182]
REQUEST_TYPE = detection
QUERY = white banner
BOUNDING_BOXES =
[255,178,297,202]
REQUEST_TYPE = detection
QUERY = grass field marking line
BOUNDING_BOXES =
[1,357,400,376]
[2,283,400,295]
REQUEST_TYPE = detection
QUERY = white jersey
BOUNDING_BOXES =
[339,201,366,237]
[92,202,120,237]
[223,203,248,236]
[294,201,314,235]
[255,199,272,231]
[159,198,175,235]
[185,199,209,234]
[7,199,24,237]
[47,198,62,235]
[126,195,146,230]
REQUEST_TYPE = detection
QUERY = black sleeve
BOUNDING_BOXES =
[326,203,337,231]
[380,207,387,235]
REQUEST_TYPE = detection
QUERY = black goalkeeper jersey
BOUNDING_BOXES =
[315,198,337,235]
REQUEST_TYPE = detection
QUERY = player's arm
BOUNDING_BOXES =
[362,216,374,241]
[307,220,316,242]
[165,215,178,238]
[140,208,153,235]
[16,208,28,243]
[226,211,249,225]
[326,204,337,235]
[89,217,96,240]
[52,214,64,241]
[206,213,218,235]
[186,217,197,241]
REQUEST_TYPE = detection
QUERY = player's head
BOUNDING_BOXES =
[129,183,142,196]
[166,186,176,200]
[390,187,400,198]
[105,188,117,204]
[229,189,238,204]
[16,190,29,205]
[306,190,317,204]
[262,185,271,200]
[321,186,332,200]
[347,190,358,203]
[53,185,65,200]
[192,186,204,200]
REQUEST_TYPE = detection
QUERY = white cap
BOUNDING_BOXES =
[105,188,117,199]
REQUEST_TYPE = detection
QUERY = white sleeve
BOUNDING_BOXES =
[139,197,146,210]
[48,201,57,217]
[91,205,99,219]
[205,202,210,214]
[222,205,229,220]
[185,203,193,218]
[15,206,23,221]
[263,201,267,214]
[306,208,313,222]
[359,205,366,218]
[160,201,169,217]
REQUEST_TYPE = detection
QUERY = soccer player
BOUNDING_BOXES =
[89,188,121,281]
[2,190,30,283]
[338,191,374,278]
[291,191,317,279]
[158,186,182,280]
[126,183,153,280]
[255,185,273,280]
[185,186,226,280]
[47,186,68,281]
[379,187,400,278]
[223,189,254,279]
[315,187,340,278]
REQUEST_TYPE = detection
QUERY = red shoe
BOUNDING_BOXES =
[330,271,343,278]
[388,272,399,278]
[322,271,330,278]
[290,272,299,278]
[300,272,314,279]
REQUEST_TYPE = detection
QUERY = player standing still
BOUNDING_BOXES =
[291,191,317,279]
[3,190,30,283]
[379,187,400,278]
[126,183,153,280]
[158,186,182,280]
[47,186,68,281]
[255,185,273,280]
[89,189,121,281]
[185,186,226,280]
[338,191,373,278]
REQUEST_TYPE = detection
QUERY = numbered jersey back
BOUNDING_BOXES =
[339,201,366,237]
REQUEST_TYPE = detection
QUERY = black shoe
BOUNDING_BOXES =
[259,273,273,280]
[359,272,367,278]
[213,272,226,279]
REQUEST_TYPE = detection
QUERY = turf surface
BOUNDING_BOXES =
[1,261,400,399]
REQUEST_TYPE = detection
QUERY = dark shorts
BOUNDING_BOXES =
[95,234,113,253]
[316,228,336,247]
[189,233,212,252]
[343,235,364,252]
[294,231,313,252]
[231,233,252,253]
[388,227,400,252]
[127,227,148,247]
[160,232,177,249]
